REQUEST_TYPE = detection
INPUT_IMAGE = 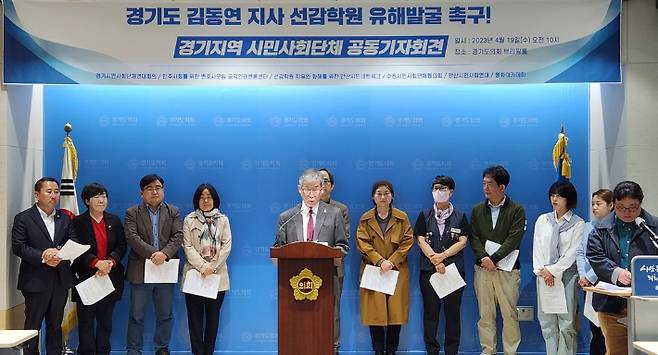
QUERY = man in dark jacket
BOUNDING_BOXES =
[11,177,78,355]
[587,180,658,355]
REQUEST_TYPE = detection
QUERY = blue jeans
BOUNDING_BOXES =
[126,283,175,355]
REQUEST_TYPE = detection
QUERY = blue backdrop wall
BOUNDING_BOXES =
[43,84,590,354]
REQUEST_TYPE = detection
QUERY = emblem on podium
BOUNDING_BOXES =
[289,268,323,301]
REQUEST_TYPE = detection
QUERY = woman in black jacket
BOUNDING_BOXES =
[413,175,469,355]
[72,182,126,355]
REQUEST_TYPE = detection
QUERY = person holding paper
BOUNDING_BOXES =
[71,183,126,355]
[356,180,413,355]
[124,174,183,355]
[576,188,613,355]
[532,180,585,355]
[414,175,469,355]
[318,168,351,354]
[181,183,232,355]
[587,181,658,355]
[11,177,79,355]
[469,165,526,355]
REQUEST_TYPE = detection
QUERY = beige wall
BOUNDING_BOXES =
[589,0,658,214]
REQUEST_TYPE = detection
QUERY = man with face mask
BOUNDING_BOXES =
[413,175,469,355]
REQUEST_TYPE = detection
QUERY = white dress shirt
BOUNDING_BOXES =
[532,210,585,280]
[36,205,56,241]
[488,196,506,229]
[300,203,319,242]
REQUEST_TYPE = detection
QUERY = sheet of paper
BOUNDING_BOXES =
[429,263,466,299]
[484,240,519,272]
[182,270,220,299]
[584,291,600,327]
[359,264,399,295]
[75,274,115,306]
[538,279,568,314]
[56,239,90,261]
[144,259,179,283]
[595,281,631,294]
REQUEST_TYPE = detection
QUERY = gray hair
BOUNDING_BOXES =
[298,169,324,187]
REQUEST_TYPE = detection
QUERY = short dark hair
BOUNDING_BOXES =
[318,168,334,185]
[482,165,510,188]
[81,183,109,208]
[592,188,613,204]
[192,183,221,210]
[548,180,578,211]
[35,177,59,192]
[371,180,394,207]
[432,175,455,190]
[139,174,164,191]
[613,181,644,203]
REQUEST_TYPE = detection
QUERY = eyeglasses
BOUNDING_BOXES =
[302,188,322,196]
[144,186,163,193]
[432,186,450,192]
[615,204,640,213]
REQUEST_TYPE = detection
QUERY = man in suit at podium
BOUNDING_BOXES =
[11,177,78,355]
[275,169,349,253]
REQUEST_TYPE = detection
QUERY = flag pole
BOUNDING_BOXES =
[61,123,77,355]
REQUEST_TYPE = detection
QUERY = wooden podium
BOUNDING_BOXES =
[270,242,341,355]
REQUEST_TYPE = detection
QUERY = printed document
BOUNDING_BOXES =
[182,270,220,299]
[429,263,466,299]
[56,240,90,261]
[360,264,398,295]
[144,259,179,283]
[75,274,114,306]
[484,240,519,272]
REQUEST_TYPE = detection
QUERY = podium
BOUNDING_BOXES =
[270,242,341,355]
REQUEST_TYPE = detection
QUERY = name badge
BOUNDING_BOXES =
[450,228,461,234]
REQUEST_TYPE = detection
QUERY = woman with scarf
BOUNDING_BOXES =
[182,183,232,355]
[532,180,585,355]
[414,175,469,355]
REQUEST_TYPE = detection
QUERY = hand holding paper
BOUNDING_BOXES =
[429,263,466,299]
[182,270,220,299]
[360,264,399,295]
[56,239,90,261]
[484,240,519,272]
[144,259,179,283]
[75,274,115,306]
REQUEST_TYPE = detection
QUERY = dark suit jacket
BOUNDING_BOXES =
[11,205,77,292]
[275,201,349,254]
[71,211,127,302]
[124,202,183,284]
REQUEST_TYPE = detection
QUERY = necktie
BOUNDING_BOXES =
[307,209,314,241]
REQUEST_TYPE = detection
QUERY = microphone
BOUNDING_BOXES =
[275,210,302,245]
[635,217,658,250]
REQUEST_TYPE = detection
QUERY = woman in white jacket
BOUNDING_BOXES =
[533,180,585,355]
[182,183,232,355]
